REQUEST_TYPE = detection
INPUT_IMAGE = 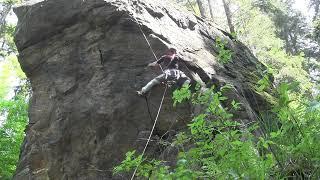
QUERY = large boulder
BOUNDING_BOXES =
[13,0,271,179]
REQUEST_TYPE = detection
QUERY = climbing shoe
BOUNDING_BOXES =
[136,90,145,96]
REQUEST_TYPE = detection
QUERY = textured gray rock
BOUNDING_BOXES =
[13,0,270,179]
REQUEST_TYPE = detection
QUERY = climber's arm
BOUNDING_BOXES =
[147,55,167,67]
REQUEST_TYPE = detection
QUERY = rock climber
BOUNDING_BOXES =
[137,48,191,96]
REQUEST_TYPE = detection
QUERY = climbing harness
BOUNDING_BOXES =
[164,80,177,87]
[164,69,181,81]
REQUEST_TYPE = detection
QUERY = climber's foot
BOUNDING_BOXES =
[136,90,145,96]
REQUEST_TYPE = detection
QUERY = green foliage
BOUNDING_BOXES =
[253,0,311,56]
[215,38,233,64]
[256,71,272,92]
[113,150,200,179]
[0,55,26,99]
[0,0,22,4]
[114,85,276,179]
[0,90,28,179]
[267,83,320,178]
[314,18,320,42]
[178,86,274,179]
[0,24,17,56]
[113,151,143,175]
[256,75,270,92]
[233,0,313,93]
[114,82,320,179]
[0,0,24,59]
[0,1,28,177]
[172,84,191,107]
[172,0,201,17]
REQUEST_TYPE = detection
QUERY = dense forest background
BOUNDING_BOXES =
[0,0,28,179]
[0,0,319,179]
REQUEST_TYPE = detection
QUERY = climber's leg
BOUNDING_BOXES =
[178,71,191,87]
[137,74,166,95]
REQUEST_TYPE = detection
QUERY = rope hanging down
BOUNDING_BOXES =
[124,0,169,179]
[130,85,168,180]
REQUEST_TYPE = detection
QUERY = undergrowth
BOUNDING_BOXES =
[215,38,233,64]
[113,82,320,179]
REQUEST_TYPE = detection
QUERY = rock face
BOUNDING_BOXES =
[13,0,270,179]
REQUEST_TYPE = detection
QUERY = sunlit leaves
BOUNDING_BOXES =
[233,0,312,92]
[114,85,276,179]
[113,151,143,175]
[0,1,28,178]
[215,38,233,64]
[0,0,22,4]
[0,94,28,179]
[0,55,26,99]
[172,84,191,107]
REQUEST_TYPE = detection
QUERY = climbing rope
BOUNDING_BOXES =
[130,85,168,180]
[122,0,171,179]
[144,95,154,122]
[127,0,164,73]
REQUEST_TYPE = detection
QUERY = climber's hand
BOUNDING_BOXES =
[147,62,157,67]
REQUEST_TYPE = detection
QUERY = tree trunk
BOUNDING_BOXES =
[197,0,207,18]
[222,0,235,34]
[208,0,214,19]
[288,32,298,55]
[314,3,319,20]
[283,27,291,54]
